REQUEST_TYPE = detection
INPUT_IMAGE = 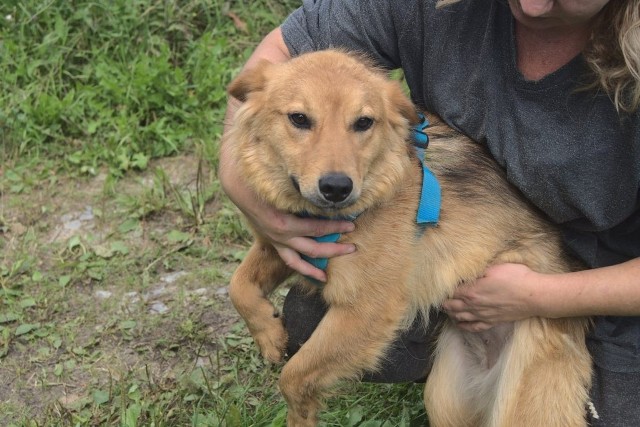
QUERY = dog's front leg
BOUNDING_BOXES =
[229,241,293,363]
[280,300,406,426]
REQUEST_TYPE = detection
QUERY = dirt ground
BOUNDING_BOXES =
[0,155,247,424]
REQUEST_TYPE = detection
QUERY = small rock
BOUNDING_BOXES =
[148,285,167,298]
[124,292,140,304]
[63,219,83,231]
[149,302,169,314]
[95,290,112,299]
[160,271,187,284]
[78,206,94,221]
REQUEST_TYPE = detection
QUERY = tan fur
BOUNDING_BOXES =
[224,50,592,427]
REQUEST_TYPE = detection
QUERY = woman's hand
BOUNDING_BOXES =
[241,197,357,282]
[443,258,640,332]
[442,263,543,332]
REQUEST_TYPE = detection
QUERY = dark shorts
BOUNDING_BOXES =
[587,366,640,426]
[282,284,640,426]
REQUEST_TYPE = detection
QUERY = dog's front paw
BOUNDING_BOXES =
[252,315,287,363]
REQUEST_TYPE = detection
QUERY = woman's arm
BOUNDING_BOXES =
[219,28,356,282]
[442,258,640,332]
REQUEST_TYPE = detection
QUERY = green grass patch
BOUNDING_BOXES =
[0,0,293,176]
[0,1,428,426]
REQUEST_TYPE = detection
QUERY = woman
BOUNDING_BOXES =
[219,0,640,424]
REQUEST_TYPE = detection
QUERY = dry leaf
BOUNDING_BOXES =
[226,11,248,33]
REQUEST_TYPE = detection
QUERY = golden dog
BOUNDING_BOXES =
[224,50,592,427]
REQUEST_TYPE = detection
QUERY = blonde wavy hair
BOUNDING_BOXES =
[586,0,640,112]
[436,0,640,112]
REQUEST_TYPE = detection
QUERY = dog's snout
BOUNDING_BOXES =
[318,173,353,203]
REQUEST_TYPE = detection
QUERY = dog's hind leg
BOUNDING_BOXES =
[490,319,591,427]
[279,300,408,426]
[229,241,293,363]
[481,246,591,426]
[425,322,481,427]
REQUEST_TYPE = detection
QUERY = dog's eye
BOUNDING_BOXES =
[353,117,374,132]
[288,113,312,129]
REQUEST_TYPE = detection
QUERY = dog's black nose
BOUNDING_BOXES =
[318,173,353,203]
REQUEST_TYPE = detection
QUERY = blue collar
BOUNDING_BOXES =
[301,113,441,282]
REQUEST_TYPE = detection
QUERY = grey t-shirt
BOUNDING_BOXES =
[281,0,640,372]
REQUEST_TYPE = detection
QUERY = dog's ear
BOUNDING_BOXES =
[227,60,272,102]
[387,82,420,126]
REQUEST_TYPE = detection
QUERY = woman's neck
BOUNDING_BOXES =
[515,21,592,81]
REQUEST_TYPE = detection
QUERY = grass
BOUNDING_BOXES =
[0,1,427,426]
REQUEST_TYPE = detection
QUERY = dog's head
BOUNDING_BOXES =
[227,50,419,217]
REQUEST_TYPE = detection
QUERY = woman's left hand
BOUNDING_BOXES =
[442,263,543,332]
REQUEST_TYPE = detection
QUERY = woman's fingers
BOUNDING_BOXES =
[288,236,356,259]
[273,215,355,239]
[274,245,327,282]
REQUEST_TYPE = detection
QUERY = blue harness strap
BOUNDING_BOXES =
[301,233,340,271]
[299,213,358,285]
[300,113,441,283]
[412,113,441,226]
